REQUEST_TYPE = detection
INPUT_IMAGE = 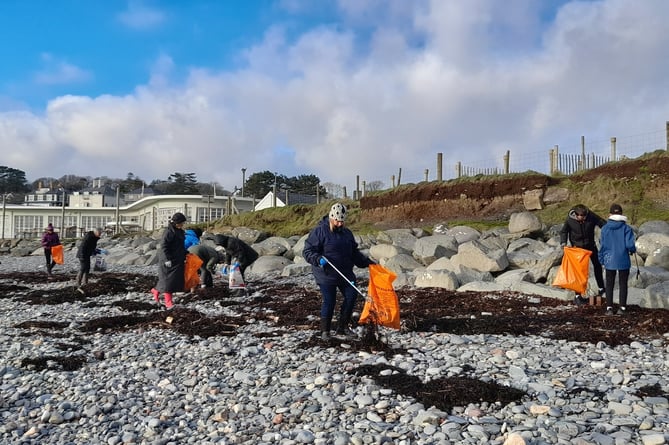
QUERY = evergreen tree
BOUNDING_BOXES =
[0,166,30,193]
[167,172,199,194]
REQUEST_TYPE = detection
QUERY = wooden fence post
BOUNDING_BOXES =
[666,121,668,151]
[397,168,402,187]
[424,169,429,182]
[355,175,360,199]
[610,137,617,162]
[455,161,461,178]
[361,180,366,198]
[503,150,510,174]
[580,136,586,170]
[437,153,443,181]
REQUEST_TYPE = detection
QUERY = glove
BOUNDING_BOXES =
[164,260,172,268]
[318,257,327,267]
[95,248,101,255]
[100,249,109,255]
[221,264,229,275]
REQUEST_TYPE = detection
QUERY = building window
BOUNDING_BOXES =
[14,215,44,238]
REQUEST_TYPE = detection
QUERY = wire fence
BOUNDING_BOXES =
[374,124,668,188]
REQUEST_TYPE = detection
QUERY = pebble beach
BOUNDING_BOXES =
[1,255,668,445]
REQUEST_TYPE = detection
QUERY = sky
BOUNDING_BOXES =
[1,0,669,193]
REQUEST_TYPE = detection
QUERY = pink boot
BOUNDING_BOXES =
[150,288,160,303]
[164,293,174,309]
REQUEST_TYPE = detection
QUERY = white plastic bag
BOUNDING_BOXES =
[228,262,245,288]
[94,256,107,272]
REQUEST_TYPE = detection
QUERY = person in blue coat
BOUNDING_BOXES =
[303,203,373,340]
[184,228,202,250]
[598,204,636,316]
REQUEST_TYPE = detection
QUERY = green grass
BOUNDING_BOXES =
[208,153,669,236]
[213,199,365,237]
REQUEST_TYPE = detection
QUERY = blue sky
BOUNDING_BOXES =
[1,0,669,194]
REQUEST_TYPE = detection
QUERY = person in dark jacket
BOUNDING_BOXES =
[187,243,225,288]
[76,228,103,292]
[214,234,259,280]
[559,204,606,304]
[151,212,187,309]
[303,203,374,340]
[41,223,61,277]
[599,204,636,316]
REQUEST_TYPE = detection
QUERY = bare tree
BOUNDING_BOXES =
[365,180,385,192]
[322,182,344,198]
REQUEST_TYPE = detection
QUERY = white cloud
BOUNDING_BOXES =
[3,0,669,191]
[33,53,92,85]
[117,1,166,30]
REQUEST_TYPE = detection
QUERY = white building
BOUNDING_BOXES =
[1,193,256,240]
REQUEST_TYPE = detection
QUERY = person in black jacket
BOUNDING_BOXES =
[303,203,374,340]
[151,212,187,309]
[213,234,259,280]
[559,204,606,304]
[76,228,103,292]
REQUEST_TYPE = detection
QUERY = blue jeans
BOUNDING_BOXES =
[319,281,358,324]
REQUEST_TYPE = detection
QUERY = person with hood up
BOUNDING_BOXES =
[151,212,187,309]
[76,228,103,293]
[559,204,606,305]
[41,223,61,277]
[187,243,225,289]
[598,204,636,316]
[303,202,374,340]
[213,234,259,281]
[184,228,202,250]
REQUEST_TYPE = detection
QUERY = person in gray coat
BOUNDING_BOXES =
[187,243,225,288]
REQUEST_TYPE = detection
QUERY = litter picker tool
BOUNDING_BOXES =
[634,252,640,280]
[321,256,369,302]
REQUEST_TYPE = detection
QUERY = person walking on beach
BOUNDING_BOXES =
[151,212,187,309]
[599,204,636,316]
[560,204,606,305]
[41,223,60,277]
[76,228,103,293]
[303,202,374,340]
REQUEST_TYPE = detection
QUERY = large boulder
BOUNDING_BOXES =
[450,240,509,273]
[412,234,458,265]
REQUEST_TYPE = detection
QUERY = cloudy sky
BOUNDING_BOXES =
[1,0,668,192]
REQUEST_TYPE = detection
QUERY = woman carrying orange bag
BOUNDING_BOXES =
[41,223,61,278]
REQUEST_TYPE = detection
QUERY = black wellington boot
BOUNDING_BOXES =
[336,314,356,337]
[320,318,331,340]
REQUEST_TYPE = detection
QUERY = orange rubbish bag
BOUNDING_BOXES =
[184,253,203,291]
[359,264,400,329]
[552,246,592,295]
[51,244,64,265]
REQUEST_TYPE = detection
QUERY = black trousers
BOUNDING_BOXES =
[605,269,630,308]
